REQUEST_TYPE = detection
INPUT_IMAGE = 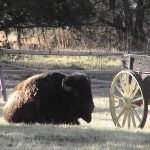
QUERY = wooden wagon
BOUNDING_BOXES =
[109,52,150,128]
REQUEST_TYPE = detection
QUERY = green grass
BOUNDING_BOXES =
[1,94,150,150]
[1,52,150,150]
[1,124,150,150]
[2,54,122,70]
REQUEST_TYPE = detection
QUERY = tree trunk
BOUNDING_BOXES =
[17,27,22,49]
[132,0,146,51]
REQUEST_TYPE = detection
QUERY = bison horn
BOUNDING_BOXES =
[62,78,72,92]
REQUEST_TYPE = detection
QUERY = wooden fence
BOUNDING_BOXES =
[0,48,124,101]
[0,48,124,56]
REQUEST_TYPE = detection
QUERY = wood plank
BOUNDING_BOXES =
[0,69,7,101]
[91,79,111,84]
[2,69,119,74]
[122,54,150,72]
[2,64,120,74]
[0,48,123,56]
[92,85,110,88]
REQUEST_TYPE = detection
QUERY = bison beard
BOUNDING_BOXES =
[3,72,94,125]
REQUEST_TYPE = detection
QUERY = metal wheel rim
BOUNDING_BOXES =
[110,70,146,129]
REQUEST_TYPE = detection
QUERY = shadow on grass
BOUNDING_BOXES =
[92,88,110,98]
[0,124,150,149]
[94,107,110,114]
[0,88,149,149]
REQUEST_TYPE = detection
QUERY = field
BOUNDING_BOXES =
[1,88,150,150]
[1,53,150,149]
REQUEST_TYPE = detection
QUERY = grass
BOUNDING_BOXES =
[2,54,122,70]
[1,124,150,150]
[1,51,150,149]
[1,90,150,150]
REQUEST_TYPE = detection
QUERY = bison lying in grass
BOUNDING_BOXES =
[3,72,94,125]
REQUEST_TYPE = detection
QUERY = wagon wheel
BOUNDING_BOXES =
[109,70,148,128]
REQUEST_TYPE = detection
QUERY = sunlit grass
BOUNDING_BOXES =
[1,90,150,149]
[1,53,150,149]
[2,54,122,70]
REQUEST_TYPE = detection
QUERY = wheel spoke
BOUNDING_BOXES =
[131,109,136,127]
[132,108,142,123]
[119,75,125,92]
[130,78,136,90]
[132,97,143,108]
[114,94,125,102]
[117,109,125,121]
[129,78,136,97]
[130,86,140,100]
[122,110,128,127]
[118,75,123,84]
[125,73,130,94]
[114,94,123,100]
[132,104,143,111]
[115,84,124,97]
[128,110,131,128]
[132,97,143,103]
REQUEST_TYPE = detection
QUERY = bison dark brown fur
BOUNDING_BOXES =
[3,72,94,125]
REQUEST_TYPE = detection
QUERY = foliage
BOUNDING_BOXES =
[91,0,150,51]
[0,0,150,51]
[0,0,93,30]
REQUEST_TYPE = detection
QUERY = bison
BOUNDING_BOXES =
[3,72,94,125]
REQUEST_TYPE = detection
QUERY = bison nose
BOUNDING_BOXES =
[81,114,92,123]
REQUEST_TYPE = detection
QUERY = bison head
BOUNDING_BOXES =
[61,73,94,123]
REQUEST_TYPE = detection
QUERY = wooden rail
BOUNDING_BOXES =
[2,63,120,74]
[1,48,123,101]
[0,69,7,101]
[0,48,123,56]
[2,69,119,74]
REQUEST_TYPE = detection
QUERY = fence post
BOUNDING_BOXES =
[0,65,7,101]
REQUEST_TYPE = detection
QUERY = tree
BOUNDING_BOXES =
[0,0,94,48]
[92,0,150,51]
[0,0,93,30]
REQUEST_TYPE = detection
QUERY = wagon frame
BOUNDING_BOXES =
[109,52,150,129]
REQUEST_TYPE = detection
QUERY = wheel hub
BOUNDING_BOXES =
[123,103,131,110]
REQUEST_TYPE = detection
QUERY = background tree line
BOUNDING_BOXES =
[0,0,150,51]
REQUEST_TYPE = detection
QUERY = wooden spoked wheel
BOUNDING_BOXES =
[110,70,148,128]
